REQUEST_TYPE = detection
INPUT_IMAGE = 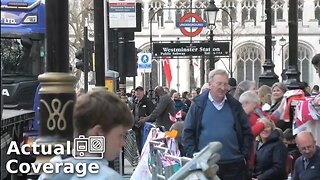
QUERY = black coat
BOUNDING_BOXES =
[253,130,288,180]
[148,93,176,130]
[132,95,155,122]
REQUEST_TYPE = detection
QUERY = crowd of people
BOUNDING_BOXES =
[127,79,319,180]
[42,54,319,179]
[127,53,320,179]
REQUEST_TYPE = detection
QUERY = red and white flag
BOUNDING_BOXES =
[176,110,182,119]
[163,57,172,88]
[293,95,320,135]
[168,110,183,122]
[169,113,176,123]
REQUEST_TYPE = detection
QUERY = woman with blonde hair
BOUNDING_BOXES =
[252,121,288,180]
[258,85,272,112]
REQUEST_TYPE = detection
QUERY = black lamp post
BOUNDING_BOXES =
[285,0,303,90]
[205,0,219,72]
[279,36,286,81]
[258,0,279,87]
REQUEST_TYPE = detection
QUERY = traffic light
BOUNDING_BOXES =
[75,48,84,71]
[75,41,94,72]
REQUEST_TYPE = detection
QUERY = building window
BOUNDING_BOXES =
[241,0,257,26]
[271,0,284,25]
[236,44,263,82]
[315,0,320,25]
[195,0,208,21]
[175,0,191,25]
[221,0,237,26]
[149,0,165,27]
[284,44,312,82]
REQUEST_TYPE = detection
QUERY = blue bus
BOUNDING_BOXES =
[1,0,45,110]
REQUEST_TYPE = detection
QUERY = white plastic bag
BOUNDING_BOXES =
[130,128,165,180]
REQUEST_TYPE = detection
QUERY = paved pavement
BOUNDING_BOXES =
[122,159,135,179]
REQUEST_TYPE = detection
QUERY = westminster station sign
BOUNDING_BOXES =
[153,42,230,57]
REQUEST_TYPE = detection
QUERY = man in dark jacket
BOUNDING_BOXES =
[139,86,176,130]
[132,86,155,153]
[182,69,253,180]
[292,131,320,180]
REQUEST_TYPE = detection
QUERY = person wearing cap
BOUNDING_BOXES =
[132,86,155,153]
[228,78,237,96]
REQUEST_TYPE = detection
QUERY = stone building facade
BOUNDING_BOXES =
[134,0,320,92]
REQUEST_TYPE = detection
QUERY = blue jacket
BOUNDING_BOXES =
[292,146,320,180]
[253,130,288,180]
[182,90,253,159]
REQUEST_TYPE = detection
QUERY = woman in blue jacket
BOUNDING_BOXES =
[252,122,288,180]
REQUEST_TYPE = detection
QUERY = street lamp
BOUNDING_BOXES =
[219,8,234,77]
[279,36,286,81]
[205,0,219,71]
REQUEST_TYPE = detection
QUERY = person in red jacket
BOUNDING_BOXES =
[239,91,273,135]
[239,90,275,176]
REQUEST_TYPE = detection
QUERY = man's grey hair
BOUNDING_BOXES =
[239,90,260,104]
[208,69,228,82]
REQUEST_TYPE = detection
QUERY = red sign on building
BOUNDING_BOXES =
[177,13,206,37]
